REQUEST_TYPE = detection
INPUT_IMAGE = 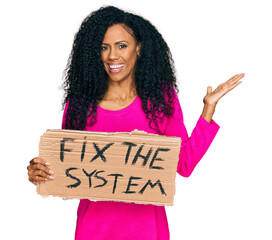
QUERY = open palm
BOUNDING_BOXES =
[204,73,245,106]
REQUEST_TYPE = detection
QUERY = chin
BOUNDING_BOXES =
[107,73,129,83]
[108,77,126,83]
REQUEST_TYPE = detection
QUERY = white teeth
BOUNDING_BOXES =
[108,64,124,69]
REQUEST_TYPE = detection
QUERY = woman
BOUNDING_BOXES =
[27,6,244,240]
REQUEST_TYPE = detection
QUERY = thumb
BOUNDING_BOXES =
[207,86,212,95]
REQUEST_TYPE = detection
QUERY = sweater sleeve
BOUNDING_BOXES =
[164,91,220,177]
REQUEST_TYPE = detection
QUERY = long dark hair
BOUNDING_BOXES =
[62,6,179,134]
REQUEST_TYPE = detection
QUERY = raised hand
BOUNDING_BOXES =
[201,73,245,122]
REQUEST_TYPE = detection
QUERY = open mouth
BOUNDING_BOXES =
[107,64,124,73]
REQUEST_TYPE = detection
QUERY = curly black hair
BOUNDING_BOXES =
[62,6,179,134]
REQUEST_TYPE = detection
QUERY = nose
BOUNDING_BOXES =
[108,47,119,60]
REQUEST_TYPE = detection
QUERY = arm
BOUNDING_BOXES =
[164,92,219,177]
[164,73,245,177]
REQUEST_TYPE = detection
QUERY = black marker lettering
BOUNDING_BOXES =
[65,167,81,188]
[108,173,124,194]
[80,136,87,162]
[94,170,108,188]
[60,138,75,162]
[82,169,96,188]
[123,176,142,194]
[122,142,137,164]
[149,147,170,170]
[132,144,153,167]
[139,179,167,195]
[91,142,114,162]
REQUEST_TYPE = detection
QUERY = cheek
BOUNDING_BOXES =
[125,51,138,66]
[101,53,107,63]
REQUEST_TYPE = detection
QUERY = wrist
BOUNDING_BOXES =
[201,103,216,123]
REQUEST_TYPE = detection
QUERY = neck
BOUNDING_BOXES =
[104,79,137,101]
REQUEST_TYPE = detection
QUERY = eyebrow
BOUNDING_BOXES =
[102,40,129,46]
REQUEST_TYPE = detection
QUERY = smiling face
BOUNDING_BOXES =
[101,24,140,83]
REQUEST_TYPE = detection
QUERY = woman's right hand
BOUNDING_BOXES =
[27,157,54,185]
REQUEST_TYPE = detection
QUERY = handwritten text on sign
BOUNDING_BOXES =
[37,129,181,206]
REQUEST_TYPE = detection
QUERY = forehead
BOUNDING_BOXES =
[103,24,135,43]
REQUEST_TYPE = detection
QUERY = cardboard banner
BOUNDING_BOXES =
[37,129,181,206]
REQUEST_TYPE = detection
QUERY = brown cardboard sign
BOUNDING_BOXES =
[37,129,181,206]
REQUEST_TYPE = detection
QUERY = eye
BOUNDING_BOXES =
[101,46,109,51]
[119,44,127,49]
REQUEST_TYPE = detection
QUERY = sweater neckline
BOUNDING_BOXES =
[97,95,140,115]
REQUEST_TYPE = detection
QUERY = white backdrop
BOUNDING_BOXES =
[1,0,271,239]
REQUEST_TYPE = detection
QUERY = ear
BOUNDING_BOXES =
[136,43,141,56]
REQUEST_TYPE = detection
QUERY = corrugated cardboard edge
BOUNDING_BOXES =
[36,182,49,197]
[36,182,176,206]
[44,128,178,139]
[36,193,175,206]
[36,129,180,206]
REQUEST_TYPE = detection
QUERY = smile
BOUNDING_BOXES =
[107,64,124,73]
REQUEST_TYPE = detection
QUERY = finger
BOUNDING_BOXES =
[30,157,50,166]
[207,86,212,95]
[219,80,243,97]
[228,73,245,83]
[32,169,54,180]
[226,75,244,89]
[29,175,50,184]
[222,73,244,87]
[227,80,243,92]
[28,165,54,180]
[31,163,54,176]
[218,74,244,92]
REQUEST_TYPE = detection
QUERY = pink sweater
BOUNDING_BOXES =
[62,91,220,240]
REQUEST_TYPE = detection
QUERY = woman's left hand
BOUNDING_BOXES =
[201,73,245,122]
[203,73,245,107]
